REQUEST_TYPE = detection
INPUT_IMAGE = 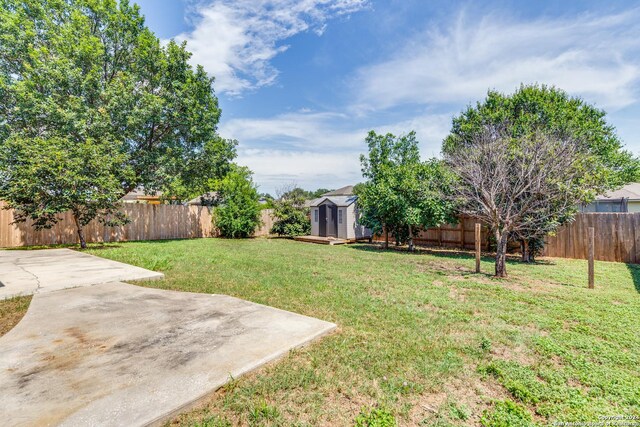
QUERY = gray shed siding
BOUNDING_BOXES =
[311,207,319,235]
[347,204,371,239]
[338,207,348,239]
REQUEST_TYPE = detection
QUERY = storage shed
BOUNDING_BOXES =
[305,186,372,242]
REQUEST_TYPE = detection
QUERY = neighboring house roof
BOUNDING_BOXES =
[308,195,358,207]
[597,183,640,201]
[187,192,218,206]
[121,187,162,202]
[321,185,354,196]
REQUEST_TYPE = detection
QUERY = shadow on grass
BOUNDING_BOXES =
[2,237,211,251]
[347,242,555,266]
[626,264,640,293]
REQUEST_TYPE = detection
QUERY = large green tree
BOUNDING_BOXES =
[0,0,236,244]
[443,85,639,276]
[358,131,456,251]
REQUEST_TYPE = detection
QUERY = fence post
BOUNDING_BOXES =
[588,226,595,289]
[475,223,481,273]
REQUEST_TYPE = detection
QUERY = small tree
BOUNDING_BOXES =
[445,124,604,277]
[0,136,131,248]
[270,185,311,237]
[358,131,456,250]
[214,167,262,238]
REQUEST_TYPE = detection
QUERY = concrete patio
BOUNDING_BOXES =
[0,250,336,426]
[0,248,164,299]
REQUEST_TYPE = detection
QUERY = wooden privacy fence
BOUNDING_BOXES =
[414,216,490,250]
[543,213,640,264]
[374,216,491,249]
[254,209,274,237]
[0,203,275,248]
[378,213,640,264]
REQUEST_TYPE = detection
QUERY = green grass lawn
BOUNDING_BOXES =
[56,238,640,425]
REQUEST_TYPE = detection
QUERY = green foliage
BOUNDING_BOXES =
[0,135,130,247]
[444,84,639,197]
[354,407,397,427]
[0,0,236,202]
[270,187,311,237]
[213,167,262,238]
[443,85,640,269]
[357,131,457,247]
[480,400,534,427]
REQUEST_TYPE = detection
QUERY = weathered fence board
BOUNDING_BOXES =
[413,216,490,250]
[375,216,491,249]
[0,203,275,247]
[254,209,274,237]
[543,213,640,264]
[376,213,640,264]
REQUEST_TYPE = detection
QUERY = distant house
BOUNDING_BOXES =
[581,183,640,213]
[121,188,163,204]
[305,186,371,242]
[186,192,218,206]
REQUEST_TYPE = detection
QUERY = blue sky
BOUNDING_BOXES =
[135,0,640,195]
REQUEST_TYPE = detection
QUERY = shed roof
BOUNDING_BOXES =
[307,195,358,207]
[597,183,640,200]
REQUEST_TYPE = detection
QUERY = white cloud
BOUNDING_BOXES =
[352,9,640,111]
[176,0,368,95]
[238,148,363,193]
[222,111,453,192]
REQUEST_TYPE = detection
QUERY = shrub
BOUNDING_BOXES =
[214,167,262,238]
[270,187,311,237]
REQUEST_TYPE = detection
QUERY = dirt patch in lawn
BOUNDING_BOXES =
[408,374,511,426]
[0,295,31,337]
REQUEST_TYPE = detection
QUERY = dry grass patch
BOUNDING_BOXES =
[0,295,31,337]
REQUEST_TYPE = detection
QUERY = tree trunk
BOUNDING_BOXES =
[495,230,508,277]
[521,239,531,263]
[384,225,389,249]
[73,214,87,249]
[408,227,415,252]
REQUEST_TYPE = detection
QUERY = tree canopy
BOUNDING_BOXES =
[443,85,639,276]
[357,131,456,250]
[0,0,236,245]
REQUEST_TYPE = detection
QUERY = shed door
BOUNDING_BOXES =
[327,205,337,237]
[319,205,327,237]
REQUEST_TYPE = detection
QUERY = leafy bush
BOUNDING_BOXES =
[354,407,396,427]
[214,167,262,238]
[270,187,311,237]
[480,400,533,427]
